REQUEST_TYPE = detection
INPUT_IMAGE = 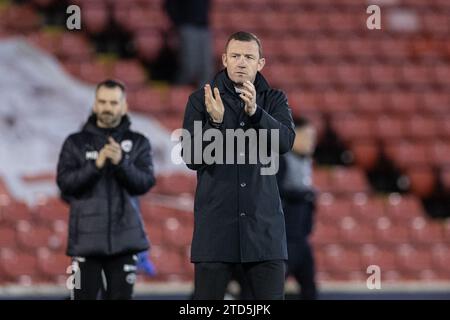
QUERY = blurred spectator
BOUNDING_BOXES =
[277,116,318,300]
[165,0,213,86]
[56,79,156,300]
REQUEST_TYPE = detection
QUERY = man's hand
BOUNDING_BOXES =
[95,147,108,169]
[240,81,257,116]
[104,137,122,165]
[95,137,123,168]
[204,84,224,123]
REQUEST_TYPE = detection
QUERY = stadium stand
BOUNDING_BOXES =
[0,0,449,298]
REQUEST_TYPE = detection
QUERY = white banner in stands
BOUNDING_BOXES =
[0,39,185,205]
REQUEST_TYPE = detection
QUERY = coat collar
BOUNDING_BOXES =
[210,69,271,114]
[211,69,271,97]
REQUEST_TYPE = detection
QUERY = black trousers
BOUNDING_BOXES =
[287,240,317,300]
[71,254,137,300]
[194,260,286,300]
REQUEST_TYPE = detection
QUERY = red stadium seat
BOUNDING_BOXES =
[323,245,361,273]
[409,216,444,244]
[360,244,397,271]
[281,37,315,60]
[33,197,69,223]
[368,65,400,88]
[16,221,53,252]
[441,168,450,191]
[322,91,353,114]
[438,116,450,139]
[421,92,449,115]
[156,173,197,196]
[4,4,41,33]
[144,222,164,245]
[112,60,147,90]
[57,33,92,61]
[396,245,433,273]
[78,60,113,84]
[298,63,335,88]
[406,167,436,198]
[374,217,410,245]
[0,249,39,280]
[287,90,323,115]
[428,141,450,167]
[431,244,450,275]
[329,167,369,194]
[0,226,16,249]
[351,194,386,223]
[434,64,450,87]
[334,64,368,88]
[149,245,186,277]
[349,141,379,170]
[167,86,194,114]
[331,114,374,143]
[316,195,353,224]
[400,65,433,88]
[387,92,420,115]
[338,216,375,245]
[374,116,407,142]
[310,221,341,246]
[404,116,438,140]
[384,141,429,170]
[81,2,109,35]
[163,217,193,248]
[134,30,164,62]
[355,91,386,114]
[385,194,424,223]
[0,200,33,226]
[37,248,71,278]
[131,88,166,114]
[347,38,377,60]
[313,38,346,60]
[312,169,331,193]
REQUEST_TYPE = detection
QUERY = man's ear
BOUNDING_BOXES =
[257,57,266,72]
[122,100,128,115]
[222,53,227,68]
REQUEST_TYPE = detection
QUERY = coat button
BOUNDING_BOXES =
[240,182,246,187]
[240,121,245,127]
[240,212,246,217]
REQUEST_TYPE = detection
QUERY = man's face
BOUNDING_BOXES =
[293,125,317,156]
[93,86,127,128]
[222,39,265,86]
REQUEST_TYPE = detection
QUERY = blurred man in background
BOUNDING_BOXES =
[165,0,213,86]
[56,79,156,300]
[277,116,318,300]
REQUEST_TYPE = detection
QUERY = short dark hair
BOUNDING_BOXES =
[293,116,311,129]
[225,31,263,58]
[96,79,126,97]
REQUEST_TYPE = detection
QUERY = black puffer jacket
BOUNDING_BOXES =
[56,114,155,257]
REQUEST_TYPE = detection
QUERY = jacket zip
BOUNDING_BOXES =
[106,170,112,254]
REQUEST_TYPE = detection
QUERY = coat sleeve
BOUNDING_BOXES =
[114,137,156,196]
[249,90,296,154]
[181,94,223,171]
[56,136,102,196]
